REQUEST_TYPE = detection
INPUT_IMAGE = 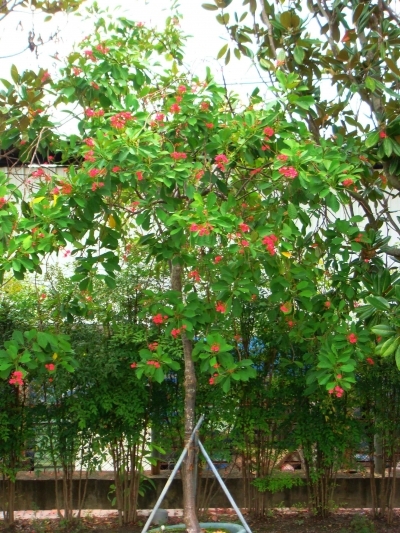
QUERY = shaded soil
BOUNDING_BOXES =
[2,510,400,533]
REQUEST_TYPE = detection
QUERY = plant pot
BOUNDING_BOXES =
[149,523,246,533]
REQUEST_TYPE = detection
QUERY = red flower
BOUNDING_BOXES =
[9,370,24,386]
[215,154,228,172]
[263,127,274,137]
[51,187,60,195]
[206,123,214,129]
[171,151,187,160]
[210,343,220,352]
[60,182,73,194]
[112,166,121,172]
[379,131,387,139]
[324,301,331,309]
[147,360,161,368]
[73,67,82,76]
[280,304,289,313]
[200,102,210,110]
[0,197,6,209]
[91,82,99,90]
[170,103,181,113]
[195,170,205,180]
[262,234,278,255]
[45,363,55,371]
[189,223,199,232]
[110,112,133,129]
[188,270,201,282]
[95,43,109,54]
[215,302,226,313]
[155,113,165,122]
[177,85,187,94]
[41,70,51,83]
[214,255,223,264]
[152,314,168,325]
[171,328,181,338]
[84,150,96,162]
[130,362,137,368]
[89,168,101,178]
[83,137,94,147]
[287,320,295,328]
[278,166,298,179]
[148,342,158,351]
[84,49,97,61]
[239,223,250,233]
[347,333,358,344]
[342,178,354,187]
[136,171,144,181]
[366,357,375,365]
[277,154,288,161]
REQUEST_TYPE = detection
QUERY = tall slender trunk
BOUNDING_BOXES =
[171,262,200,533]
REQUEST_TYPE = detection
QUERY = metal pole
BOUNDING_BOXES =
[198,439,252,533]
[141,415,205,533]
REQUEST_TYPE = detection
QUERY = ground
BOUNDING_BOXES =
[1,510,400,533]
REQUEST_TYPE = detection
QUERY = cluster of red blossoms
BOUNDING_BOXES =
[170,103,181,113]
[210,343,220,352]
[215,301,226,313]
[31,168,50,181]
[188,270,201,282]
[85,108,104,118]
[209,373,218,385]
[278,166,298,179]
[347,333,358,344]
[110,112,134,129]
[329,385,344,398]
[342,178,354,187]
[215,154,228,171]
[0,197,7,209]
[152,314,168,325]
[171,325,186,338]
[9,370,24,386]
[148,342,158,351]
[189,223,213,236]
[171,151,187,160]
[45,363,55,371]
[147,360,161,368]
[262,234,278,255]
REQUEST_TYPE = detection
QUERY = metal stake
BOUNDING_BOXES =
[198,438,252,533]
[141,415,205,533]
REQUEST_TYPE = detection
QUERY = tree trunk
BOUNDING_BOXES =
[171,261,200,533]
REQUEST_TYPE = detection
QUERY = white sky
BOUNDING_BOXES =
[0,0,269,101]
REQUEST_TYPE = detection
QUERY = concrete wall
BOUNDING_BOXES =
[0,476,397,511]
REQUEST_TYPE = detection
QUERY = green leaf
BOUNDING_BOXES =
[202,3,218,10]
[366,295,390,311]
[293,46,305,65]
[371,324,396,337]
[10,64,19,84]
[365,131,380,149]
[217,43,229,60]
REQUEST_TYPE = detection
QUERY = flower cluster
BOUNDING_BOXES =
[84,49,97,61]
[366,357,374,365]
[130,362,137,368]
[89,168,102,178]
[110,111,133,129]
[9,370,24,386]
[95,43,109,54]
[148,342,158,351]
[171,325,186,338]
[278,166,298,179]
[45,363,55,371]
[0,197,6,209]
[329,385,344,398]
[91,182,105,191]
[347,333,357,344]
[214,255,223,264]
[189,223,213,236]
[342,178,354,187]
[147,360,161,368]
[84,138,95,147]
[171,151,187,160]
[84,150,96,162]
[238,223,250,233]
[155,113,164,122]
[170,103,181,113]
[276,154,288,161]
[215,301,226,313]
[152,314,168,325]
[215,154,228,171]
[85,108,104,118]
[188,270,201,282]
[263,127,274,138]
[41,70,51,83]
[262,234,278,255]
[210,343,220,352]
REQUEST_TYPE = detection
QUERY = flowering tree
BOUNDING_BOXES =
[0,9,381,532]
